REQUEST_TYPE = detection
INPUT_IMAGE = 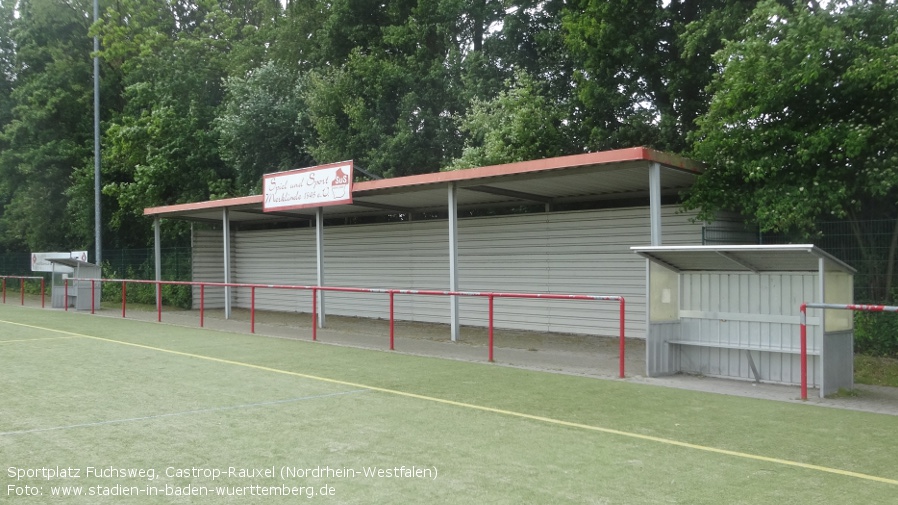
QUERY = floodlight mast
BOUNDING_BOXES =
[93,0,101,263]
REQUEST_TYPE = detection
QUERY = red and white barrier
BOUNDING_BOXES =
[0,275,45,308]
[799,302,898,400]
[56,278,627,378]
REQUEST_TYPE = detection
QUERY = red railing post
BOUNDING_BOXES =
[157,281,162,322]
[40,277,45,308]
[90,280,95,314]
[800,303,808,401]
[122,281,127,318]
[251,286,256,334]
[389,290,395,350]
[619,297,626,379]
[312,287,318,341]
[200,284,205,328]
[2,277,6,303]
[20,278,24,305]
[64,279,68,311]
[488,294,495,362]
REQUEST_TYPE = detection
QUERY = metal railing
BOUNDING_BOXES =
[0,275,46,307]
[63,278,628,378]
[799,302,898,400]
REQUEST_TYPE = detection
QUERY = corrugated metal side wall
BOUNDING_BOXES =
[677,272,820,385]
[192,205,703,338]
[192,228,228,308]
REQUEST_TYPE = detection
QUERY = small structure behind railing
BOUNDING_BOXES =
[61,278,627,378]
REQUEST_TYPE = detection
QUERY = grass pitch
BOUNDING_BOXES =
[1,304,897,504]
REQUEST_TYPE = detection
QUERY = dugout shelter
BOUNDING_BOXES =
[632,245,855,397]
[47,258,102,311]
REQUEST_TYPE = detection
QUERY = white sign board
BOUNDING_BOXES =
[31,251,88,272]
[263,161,353,212]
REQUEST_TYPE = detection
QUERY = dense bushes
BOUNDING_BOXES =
[854,307,898,358]
[100,259,191,310]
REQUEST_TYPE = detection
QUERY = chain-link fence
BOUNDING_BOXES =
[100,247,192,281]
[0,248,191,280]
[704,220,898,304]
[0,248,192,307]
[705,220,898,357]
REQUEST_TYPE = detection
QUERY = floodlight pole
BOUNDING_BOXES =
[93,0,102,264]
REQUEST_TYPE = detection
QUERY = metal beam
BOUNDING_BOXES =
[154,217,161,313]
[93,0,101,264]
[237,208,315,220]
[715,252,760,273]
[223,208,232,319]
[649,162,662,246]
[348,199,414,213]
[448,183,460,342]
[465,185,554,204]
[316,207,326,327]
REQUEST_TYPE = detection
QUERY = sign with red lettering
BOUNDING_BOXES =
[263,161,354,211]
[31,251,88,272]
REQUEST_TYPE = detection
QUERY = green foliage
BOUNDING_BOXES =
[301,0,469,177]
[5,0,898,264]
[854,354,898,387]
[0,0,95,251]
[448,72,578,170]
[216,61,315,192]
[100,252,192,309]
[854,309,898,358]
[685,0,898,236]
[563,0,755,152]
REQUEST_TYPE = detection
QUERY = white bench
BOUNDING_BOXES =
[666,339,820,382]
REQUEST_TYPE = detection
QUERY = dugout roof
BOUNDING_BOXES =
[143,147,703,224]
[631,244,856,274]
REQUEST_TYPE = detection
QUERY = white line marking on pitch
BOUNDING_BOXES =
[2,317,897,487]
[0,336,78,344]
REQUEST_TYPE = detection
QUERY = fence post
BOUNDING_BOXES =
[312,288,317,341]
[389,290,395,350]
[800,303,808,401]
[619,297,626,379]
[488,294,495,362]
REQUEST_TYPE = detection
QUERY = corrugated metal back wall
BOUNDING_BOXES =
[192,205,703,339]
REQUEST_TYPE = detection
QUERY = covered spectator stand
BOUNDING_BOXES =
[632,245,855,397]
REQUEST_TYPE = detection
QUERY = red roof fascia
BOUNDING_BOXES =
[144,147,702,217]
[144,195,262,216]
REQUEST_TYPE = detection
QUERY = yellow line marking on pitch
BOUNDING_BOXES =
[0,336,77,344]
[2,318,897,487]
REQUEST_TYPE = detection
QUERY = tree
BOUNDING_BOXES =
[216,60,315,192]
[562,0,759,153]
[0,0,95,251]
[300,0,469,177]
[684,0,898,297]
[447,72,579,169]
[96,0,282,246]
